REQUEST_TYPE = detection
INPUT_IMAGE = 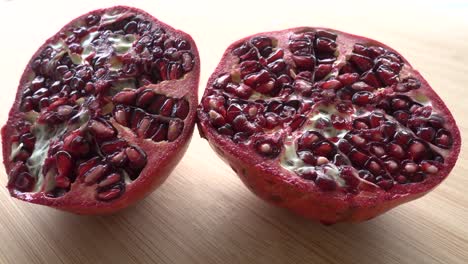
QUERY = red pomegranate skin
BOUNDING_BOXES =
[197,27,461,223]
[2,6,200,214]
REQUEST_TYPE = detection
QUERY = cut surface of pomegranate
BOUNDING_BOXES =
[2,6,199,214]
[197,27,461,223]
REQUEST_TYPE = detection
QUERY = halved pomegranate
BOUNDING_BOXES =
[2,6,199,214]
[197,27,461,223]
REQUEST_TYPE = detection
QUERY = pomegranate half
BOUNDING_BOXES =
[197,27,461,223]
[2,6,200,214]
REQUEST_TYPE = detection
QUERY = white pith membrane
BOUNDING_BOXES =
[203,29,453,193]
[8,8,194,199]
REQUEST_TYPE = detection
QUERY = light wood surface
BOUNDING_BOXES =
[0,1,467,263]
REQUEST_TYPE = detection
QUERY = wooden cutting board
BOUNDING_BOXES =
[0,1,466,263]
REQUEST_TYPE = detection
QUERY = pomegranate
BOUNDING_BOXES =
[197,27,461,223]
[2,6,199,214]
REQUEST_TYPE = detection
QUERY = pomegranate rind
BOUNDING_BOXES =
[2,6,200,214]
[197,27,461,223]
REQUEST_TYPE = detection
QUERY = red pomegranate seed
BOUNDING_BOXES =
[349,54,373,72]
[331,115,348,130]
[57,105,74,119]
[136,89,155,108]
[54,175,71,189]
[360,71,381,88]
[409,172,425,183]
[369,143,386,157]
[244,70,270,87]
[314,117,331,129]
[109,151,128,167]
[136,117,153,137]
[333,154,349,166]
[159,99,175,117]
[148,94,167,114]
[394,130,413,145]
[337,73,359,86]
[63,131,90,157]
[97,187,123,201]
[353,119,369,129]
[407,140,429,161]
[131,109,145,131]
[380,121,397,138]
[314,64,333,80]
[349,134,366,146]
[377,179,394,190]
[181,53,194,71]
[240,61,262,77]
[365,158,382,175]
[337,139,353,154]
[208,110,226,128]
[348,149,369,167]
[292,55,316,70]
[125,147,147,169]
[351,81,373,92]
[167,119,184,141]
[290,115,306,131]
[265,49,284,63]
[254,138,281,158]
[152,123,169,142]
[315,174,337,191]
[416,127,436,141]
[395,175,407,184]
[112,90,137,105]
[264,113,280,129]
[352,91,374,106]
[402,160,418,175]
[256,78,276,94]
[434,129,453,149]
[420,161,439,174]
[19,133,36,151]
[384,159,399,174]
[316,156,330,165]
[368,112,385,128]
[100,139,128,155]
[298,131,323,150]
[88,119,116,140]
[387,143,405,160]
[376,65,398,86]
[232,115,259,134]
[367,46,385,58]
[340,167,360,191]
[320,79,343,90]
[213,74,231,89]
[395,77,421,92]
[391,97,410,111]
[98,173,122,188]
[313,141,335,157]
[226,104,242,123]
[56,151,72,177]
[84,164,109,185]
[353,44,369,56]
[298,151,316,165]
[13,172,35,192]
[297,168,317,181]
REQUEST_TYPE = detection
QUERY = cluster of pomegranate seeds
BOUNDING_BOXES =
[200,29,454,194]
[7,8,196,201]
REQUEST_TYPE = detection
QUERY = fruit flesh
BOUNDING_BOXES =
[2,6,199,214]
[198,27,461,223]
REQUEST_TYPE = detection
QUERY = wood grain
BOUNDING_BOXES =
[0,1,467,263]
